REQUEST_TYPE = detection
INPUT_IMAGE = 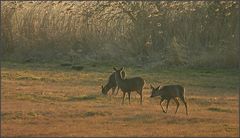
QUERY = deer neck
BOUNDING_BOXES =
[115,72,124,86]
[158,90,163,96]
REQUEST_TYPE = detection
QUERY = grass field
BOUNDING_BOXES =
[1,62,239,137]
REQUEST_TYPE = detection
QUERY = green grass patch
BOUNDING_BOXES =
[1,111,53,120]
[16,93,65,102]
[16,76,56,82]
[207,107,232,113]
[27,112,40,117]
[82,111,112,117]
[60,62,72,67]
[166,117,217,124]
[67,95,97,101]
[1,111,25,120]
[2,62,239,92]
[122,114,155,123]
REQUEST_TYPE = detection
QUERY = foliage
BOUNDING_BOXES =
[1,1,239,68]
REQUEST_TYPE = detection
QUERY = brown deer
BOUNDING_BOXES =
[150,84,188,115]
[101,71,125,96]
[113,67,145,105]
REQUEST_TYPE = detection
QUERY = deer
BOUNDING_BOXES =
[113,67,145,105]
[150,84,188,115]
[101,71,126,96]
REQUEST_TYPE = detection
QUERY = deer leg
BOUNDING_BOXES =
[128,92,131,104]
[122,92,126,105]
[108,88,113,101]
[160,99,166,113]
[112,87,116,95]
[180,97,188,115]
[115,87,119,96]
[138,89,143,105]
[166,98,171,113]
[173,98,180,114]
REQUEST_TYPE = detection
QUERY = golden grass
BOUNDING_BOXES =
[1,65,239,137]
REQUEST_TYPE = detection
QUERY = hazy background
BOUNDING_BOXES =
[1,1,239,68]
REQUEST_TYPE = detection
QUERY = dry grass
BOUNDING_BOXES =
[1,63,239,137]
[2,2,239,68]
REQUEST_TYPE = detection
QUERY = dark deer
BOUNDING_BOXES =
[150,84,188,115]
[101,71,125,96]
[113,67,145,105]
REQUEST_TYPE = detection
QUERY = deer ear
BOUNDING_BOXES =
[121,70,126,78]
[120,67,124,71]
[157,85,161,90]
[150,84,154,89]
[113,67,117,71]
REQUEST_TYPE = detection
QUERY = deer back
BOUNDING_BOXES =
[159,85,184,98]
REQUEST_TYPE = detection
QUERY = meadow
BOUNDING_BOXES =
[1,1,239,137]
[1,62,239,137]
